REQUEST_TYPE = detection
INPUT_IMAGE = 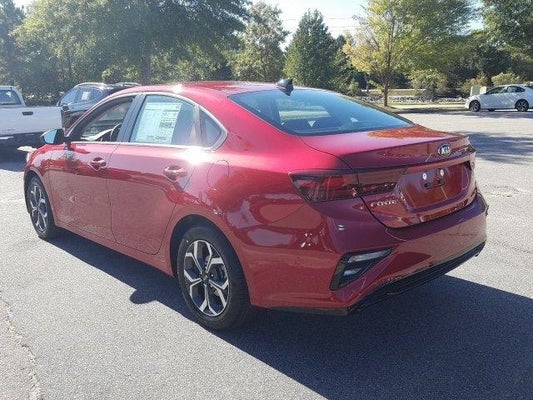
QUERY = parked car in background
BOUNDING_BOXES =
[58,81,139,127]
[0,85,62,148]
[25,81,487,329]
[466,84,533,112]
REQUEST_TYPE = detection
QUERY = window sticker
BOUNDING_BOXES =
[134,102,182,144]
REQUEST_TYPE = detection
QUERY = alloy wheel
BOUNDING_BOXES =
[516,100,529,112]
[182,239,229,317]
[469,101,480,112]
[29,182,49,234]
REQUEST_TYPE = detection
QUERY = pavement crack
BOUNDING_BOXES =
[0,292,43,400]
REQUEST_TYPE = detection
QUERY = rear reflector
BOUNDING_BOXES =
[331,248,392,290]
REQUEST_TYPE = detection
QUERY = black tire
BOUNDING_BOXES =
[177,225,253,330]
[469,100,481,112]
[515,99,529,112]
[26,177,59,239]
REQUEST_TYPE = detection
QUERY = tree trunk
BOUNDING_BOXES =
[139,47,152,85]
[383,82,389,107]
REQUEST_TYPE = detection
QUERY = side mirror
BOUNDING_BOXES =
[41,128,69,145]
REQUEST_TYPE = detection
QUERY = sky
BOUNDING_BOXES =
[13,0,365,38]
[13,0,480,37]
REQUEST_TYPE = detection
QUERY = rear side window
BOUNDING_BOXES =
[79,88,103,102]
[200,111,224,148]
[506,86,525,93]
[131,95,195,146]
[0,89,22,105]
[230,89,411,136]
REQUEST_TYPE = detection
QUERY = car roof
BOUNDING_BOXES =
[75,82,140,90]
[115,81,289,97]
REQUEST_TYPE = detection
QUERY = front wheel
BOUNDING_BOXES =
[469,100,481,112]
[515,99,529,112]
[177,225,253,330]
[26,177,59,239]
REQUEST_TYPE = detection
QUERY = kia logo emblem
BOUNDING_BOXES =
[438,144,451,157]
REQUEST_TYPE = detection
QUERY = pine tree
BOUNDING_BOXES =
[284,10,340,89]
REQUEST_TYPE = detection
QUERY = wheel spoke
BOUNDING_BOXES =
[29,186,38,209]
[198,285,209,313]
[209,280,228,309]
[206,256,223,273]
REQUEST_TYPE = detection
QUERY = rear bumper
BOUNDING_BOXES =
[273,241,485,316]
[247,192,487,311]
[349,241,485,313]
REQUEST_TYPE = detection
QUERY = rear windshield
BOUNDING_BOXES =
[230,89,412,136]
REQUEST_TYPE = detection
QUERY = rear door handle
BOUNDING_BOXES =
[89,158,107,170]
[22,111,34,116]
[164,166,187,181]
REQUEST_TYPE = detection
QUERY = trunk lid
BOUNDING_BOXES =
[300,125,477,228]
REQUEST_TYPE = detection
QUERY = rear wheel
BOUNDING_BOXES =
[515,99,529,112]
[177,225,253,330]
[469,100,481,112]
[26,177,59,239]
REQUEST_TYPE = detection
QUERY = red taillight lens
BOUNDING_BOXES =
[291,169,400,203]
[290,173,359,202]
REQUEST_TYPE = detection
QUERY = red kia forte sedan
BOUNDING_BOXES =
[24,81,487,329]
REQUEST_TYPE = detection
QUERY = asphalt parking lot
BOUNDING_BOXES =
[1,110,532,400]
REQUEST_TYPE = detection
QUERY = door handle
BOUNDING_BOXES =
[89,158,107,170]
[22,111,34,116]
[164,166,187,181]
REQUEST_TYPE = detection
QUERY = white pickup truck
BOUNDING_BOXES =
[0,86,62,148]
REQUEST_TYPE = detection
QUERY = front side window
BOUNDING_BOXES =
[72,98,134,141]
[230,89,412,136]
[59,89,78,106]
[130,95,195,146]
[486,87,505,95]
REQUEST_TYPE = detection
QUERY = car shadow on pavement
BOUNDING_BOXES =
[460,131,533,165]
[0,149,27,172]
[49,233,533,400]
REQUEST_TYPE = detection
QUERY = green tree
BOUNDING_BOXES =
[482,1,533,79]
[232,1,288,82]
[15,0,114,95]
[15,0,248,96]
[0,0,24,84]
[409,69,447,100]
[482,0,533,53]
[284,10,340,89]
[344,0,473,106]
[102,0,248,84]
[330,35,367,96]
[491,71,523,86]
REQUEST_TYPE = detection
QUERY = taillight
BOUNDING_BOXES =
[290,172,359,202]
[290,169,400,203]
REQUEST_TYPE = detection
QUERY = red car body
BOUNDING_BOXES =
[24,82,487,327]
